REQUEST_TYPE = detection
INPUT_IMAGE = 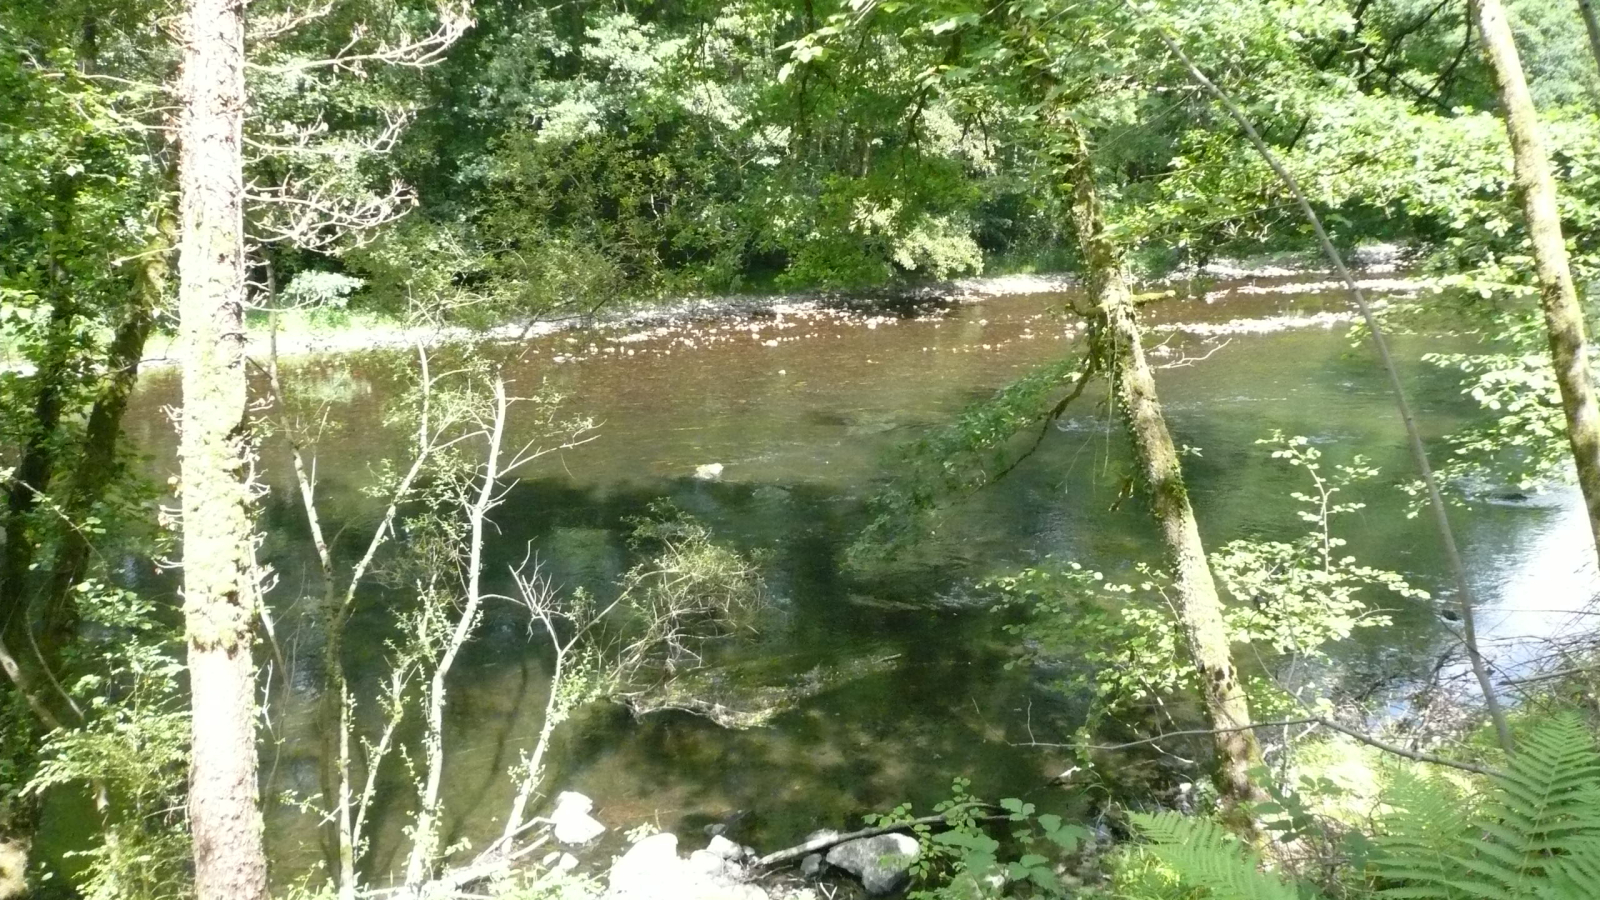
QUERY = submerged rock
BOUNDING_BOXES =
[702,809,754,839]
[825,833,919,895]
[799,853,824,879]
[606,832,768,900]
[844,594,926,612]
[750,485,791,503]
[623,655,900,730]
[550,791,607,845]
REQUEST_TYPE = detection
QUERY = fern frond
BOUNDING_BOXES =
[1374,772,1476,899]
[1132,811,1312,900]
[1376,713,1600,900]
[1479,713,1600,893]
[1535,835,1600,900]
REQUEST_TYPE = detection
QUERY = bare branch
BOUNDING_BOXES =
[248,5,472,75]
[248,0,337,41]
[248,176,417,253]
[1019,717,1503,778]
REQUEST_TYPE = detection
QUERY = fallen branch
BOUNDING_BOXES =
[1023,717,1503,779]
[1500,663,1600,687]
[989,356,1098,484]
[359,832,550,899]
[754,804,1007,868]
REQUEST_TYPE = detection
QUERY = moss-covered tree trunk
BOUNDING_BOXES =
[1577,0,1600,82]
[1474,0,1600,566]
[175,0,269,895]
[1058,118,1265,821]
[41,210,172,652]
[0,173,86,732]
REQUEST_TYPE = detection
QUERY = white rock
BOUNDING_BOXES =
[608,833,682,895]
[694,463,725,480]
[688,849,738,881]
[705,835,745,860]
[550,791,606,845]
[605,831,769,900]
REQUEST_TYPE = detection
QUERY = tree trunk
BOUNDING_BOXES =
[1577,0,1600,82]
[176,0,269,895]
[1058,118,1265,823]
[41,210,173,651]
[0,187,83,730]
[1474,0,1600,568]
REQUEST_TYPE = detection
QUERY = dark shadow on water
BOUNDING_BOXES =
[255,471,1087,883]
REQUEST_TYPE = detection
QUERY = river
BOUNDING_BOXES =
[113,273,1600,885]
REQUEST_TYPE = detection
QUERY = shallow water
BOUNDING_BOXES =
[118,276,1600,883]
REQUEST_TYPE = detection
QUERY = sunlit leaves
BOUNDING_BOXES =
[992,433,1419,718]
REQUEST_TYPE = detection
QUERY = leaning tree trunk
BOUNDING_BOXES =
[1058,118,1266,825]
[42,209,172,652]
[0,179,87,731]
[1577,0,1600,83]
[1474,0,1600,568]
[175,0,269,896]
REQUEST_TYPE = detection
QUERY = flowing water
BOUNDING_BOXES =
[112,275,1600,883]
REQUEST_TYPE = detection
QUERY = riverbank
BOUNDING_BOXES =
[133,271,1085,369]
[0,246,1423,376]
[122,245,1428,372]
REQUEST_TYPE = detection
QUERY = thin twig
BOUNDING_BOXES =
[1031,716,1503,777]
[755,805,1009,868]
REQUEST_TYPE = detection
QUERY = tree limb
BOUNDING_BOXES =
[754,804,1008,868]
[1139,8,1515,757]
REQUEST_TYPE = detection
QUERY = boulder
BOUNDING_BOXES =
[688,848,744,884]
[694,463,725,481]
[825,833,920,895]
[550,791,607,845]
[751,485,791,503]
[705,835,747,861]
[608,833,682,896]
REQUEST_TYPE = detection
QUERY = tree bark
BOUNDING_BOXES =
[1139,16,1517,754]
[1474,0,1600,569]
[41,210,173,650]
[176,0,269,895]
[0,186,84,730]
[1577,0,1600,82]
[1058,118,1266,824]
